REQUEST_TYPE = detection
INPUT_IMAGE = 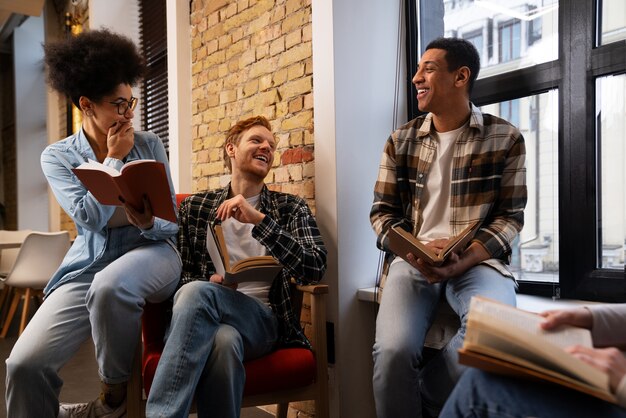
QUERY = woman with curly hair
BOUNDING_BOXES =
[5,29,181,418]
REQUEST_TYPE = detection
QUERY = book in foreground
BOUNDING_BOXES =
[387,221,480,266]
[459,296,616,404]
[72,159,176,223]
[206,222,282,285]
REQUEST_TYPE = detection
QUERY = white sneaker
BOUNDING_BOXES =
[58,396,126,418]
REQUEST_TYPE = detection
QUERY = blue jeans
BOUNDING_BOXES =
[372,259,516,418]
[145,281,279,418]
[440,369,626,418]
[5,227,181,418]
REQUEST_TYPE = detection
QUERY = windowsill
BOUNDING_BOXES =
[358,287,600,349]
[357,287,600,312]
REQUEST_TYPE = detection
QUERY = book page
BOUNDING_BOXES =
[120,159,156,172]
[440,221,480,259]
[206,224,226,277]
[232,256,280,271]
[470,297,592,348]
[465,297,607,390]
[80,159,121,177]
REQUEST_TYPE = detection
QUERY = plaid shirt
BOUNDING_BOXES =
[178,185,327,348]
[371,103,527,276]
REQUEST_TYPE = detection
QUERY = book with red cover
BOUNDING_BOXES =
[72,159,177,223]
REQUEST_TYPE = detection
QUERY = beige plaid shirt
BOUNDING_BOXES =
[371,103,527,280]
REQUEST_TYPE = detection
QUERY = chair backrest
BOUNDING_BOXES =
[4,231,71,289]
[0,230,32,276]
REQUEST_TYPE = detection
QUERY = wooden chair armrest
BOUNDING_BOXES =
[295,283,328,295]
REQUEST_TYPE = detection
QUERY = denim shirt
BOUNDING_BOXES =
[40,128,178,295]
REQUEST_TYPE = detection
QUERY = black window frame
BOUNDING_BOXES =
[406,0,626,302]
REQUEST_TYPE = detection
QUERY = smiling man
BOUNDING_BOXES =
[370,37,527,418]
[145,115,327,418]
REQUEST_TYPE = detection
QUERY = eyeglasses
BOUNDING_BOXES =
[108,97,138,115]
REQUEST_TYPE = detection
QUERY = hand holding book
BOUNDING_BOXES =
[72,159,176,222]
[206,222,282,286]
[387,221,480,266]
[459,296,617,403]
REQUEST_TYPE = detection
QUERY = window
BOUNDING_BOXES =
[597,74,626,270]
[410,0,626,301]
[139,0,169,153]
[464,30,484,64]
[598,0,626,45]
[498,20,521,62]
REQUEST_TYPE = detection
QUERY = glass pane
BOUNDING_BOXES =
[597,74,626,269]
[481,91,559,283]
[435,0,559,79]
[598,0,626,46]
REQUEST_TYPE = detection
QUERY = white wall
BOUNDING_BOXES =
[14,14,49,230]
[90,0,142,128]
[165,0,191,193]
[313,0,406,416]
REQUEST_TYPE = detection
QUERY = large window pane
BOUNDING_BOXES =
[481,91,559,283]
[440,0,558,78]
[598,0,626,46]
[597,74,626,269]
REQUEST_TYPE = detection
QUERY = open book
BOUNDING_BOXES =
[72,159,176,223]
[459,296,616,403]
[206,222,282,285]
[387,221,480,266]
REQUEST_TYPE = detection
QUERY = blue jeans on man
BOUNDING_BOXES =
[145,281,279,418]
[372,259,516,418]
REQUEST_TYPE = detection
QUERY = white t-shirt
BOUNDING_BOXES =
[220,194,272,305]
[416,123,467,243]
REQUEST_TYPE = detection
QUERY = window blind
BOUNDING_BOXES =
[139,0,169,153]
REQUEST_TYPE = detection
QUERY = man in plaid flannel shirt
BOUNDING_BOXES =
[370,37,527,418]
[146,116,327,418]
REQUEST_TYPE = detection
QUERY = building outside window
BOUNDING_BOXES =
[410,0,626,301]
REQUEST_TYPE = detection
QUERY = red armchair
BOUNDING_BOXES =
[126,194,330,418]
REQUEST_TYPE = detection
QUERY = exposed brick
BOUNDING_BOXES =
[273,166,290,182]
[231,27,244,43]
[302,22,312,42]
[240,48,256,67]
[281,110,312,131]
[219,89,237,104]
[302,145,314,162]
[288,164,303,181]
[303,92,313,109]
[277,42,312,68]
[270,4,285,23]
[287,62,305,80]
[285,29,301,49]
[255,43,269,59]
[269,36,285,57]
[281,147,302,165]
[303,161,315,178]
[288,97,303,113]
[247,11,271,35]
[285,0,303,15]
[281,9,309,33]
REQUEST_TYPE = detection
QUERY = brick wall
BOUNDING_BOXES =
[190,1,317,416]
[190,0,316,213]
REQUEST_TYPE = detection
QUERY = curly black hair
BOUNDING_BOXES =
[43,28,145,107]
[425,37,480,94]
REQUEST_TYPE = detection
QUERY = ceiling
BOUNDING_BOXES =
[0,0,45,45]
